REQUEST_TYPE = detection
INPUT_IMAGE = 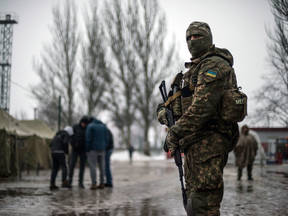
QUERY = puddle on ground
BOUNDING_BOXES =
[235,183,253,193]
[50,198,168,216]
[266,170,288,178]
[0,188,52,197]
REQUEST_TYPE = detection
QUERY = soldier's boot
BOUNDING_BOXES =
[186,190,222,216]
[185,192,209,216]
[185,198,194,216]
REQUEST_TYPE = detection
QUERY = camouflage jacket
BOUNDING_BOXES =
[170,46,237,150]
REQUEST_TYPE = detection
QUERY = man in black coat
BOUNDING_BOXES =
[49,126,73,189]
[68,116,89,188]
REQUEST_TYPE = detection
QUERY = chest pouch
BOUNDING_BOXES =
[220,86,247,124]
[181,74,196,114]
[165,72,196,120]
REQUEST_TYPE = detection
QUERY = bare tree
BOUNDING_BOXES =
[252,0,288,126]
[103,0,178,154]
[31,0,80,126]
[31,58,61,126]
[103,0,137,149]
[81,0,110,117]
[127,0,177,155]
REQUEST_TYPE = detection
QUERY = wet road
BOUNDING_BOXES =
[0,160,287,216]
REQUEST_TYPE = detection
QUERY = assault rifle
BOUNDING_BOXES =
[159,80,187,206]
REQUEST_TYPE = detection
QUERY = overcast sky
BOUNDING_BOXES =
[0,0,275,125]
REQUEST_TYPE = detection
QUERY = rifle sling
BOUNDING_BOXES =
[164,85,194,107]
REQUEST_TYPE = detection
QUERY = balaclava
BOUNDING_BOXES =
[186,21,213,58]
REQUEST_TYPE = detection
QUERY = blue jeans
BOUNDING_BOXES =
[105,149,113,185]
[87,150,105,185]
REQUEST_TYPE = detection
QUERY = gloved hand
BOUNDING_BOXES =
[156,103,168,126]
[165,129,180,157]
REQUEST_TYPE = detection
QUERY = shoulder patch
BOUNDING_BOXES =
[206,70,217,78]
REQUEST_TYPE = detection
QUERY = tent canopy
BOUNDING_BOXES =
[19,120,55,139]
[0,109,55,139]
[0,109,55,175]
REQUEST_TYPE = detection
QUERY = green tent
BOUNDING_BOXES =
[18,119,55,170]
[0,109,55,177]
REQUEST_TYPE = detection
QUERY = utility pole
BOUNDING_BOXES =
[58,96,61,131]
[34,108,37,120]
[0,13,18,113]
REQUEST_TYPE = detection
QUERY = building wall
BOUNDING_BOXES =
[250,128,288,155]
[228,127,288,165]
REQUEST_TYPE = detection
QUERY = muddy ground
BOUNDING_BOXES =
[0,160,287,216]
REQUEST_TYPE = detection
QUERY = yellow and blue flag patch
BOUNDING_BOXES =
[206,70,217,78]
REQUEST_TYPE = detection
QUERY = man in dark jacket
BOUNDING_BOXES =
[68,116,89,188]
[49,126,73,189]
[105,127,114,187]
[86,118,109,189]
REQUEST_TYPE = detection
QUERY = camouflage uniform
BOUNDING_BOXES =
[164,22,238,216]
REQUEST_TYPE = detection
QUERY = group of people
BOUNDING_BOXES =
[49,116,114,190]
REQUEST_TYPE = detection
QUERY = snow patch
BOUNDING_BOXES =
[111,150,166,162]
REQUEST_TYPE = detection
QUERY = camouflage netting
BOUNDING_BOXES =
[0,109,54,177]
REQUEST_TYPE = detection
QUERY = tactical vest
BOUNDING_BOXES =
[165,55,246,134]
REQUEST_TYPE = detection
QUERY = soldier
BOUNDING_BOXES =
[234,125,258,180]
[157,21,239,215]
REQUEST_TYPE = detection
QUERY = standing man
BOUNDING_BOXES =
[86,118,109,190]
[68,116,89,188]
[49,126,73,189]
[128,145,134,164]
[234,125,258,180]
[105,127,114,187]
[157,21,239,215]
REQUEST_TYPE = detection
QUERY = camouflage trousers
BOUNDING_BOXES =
[184,132,229,216]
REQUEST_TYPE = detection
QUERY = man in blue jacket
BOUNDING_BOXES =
[86,118,109,189]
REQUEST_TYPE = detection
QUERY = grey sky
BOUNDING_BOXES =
[1,0,274,125]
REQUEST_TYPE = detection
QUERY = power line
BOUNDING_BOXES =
[9,79,31,93]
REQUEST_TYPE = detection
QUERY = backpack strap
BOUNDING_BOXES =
[164,85,194,107]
